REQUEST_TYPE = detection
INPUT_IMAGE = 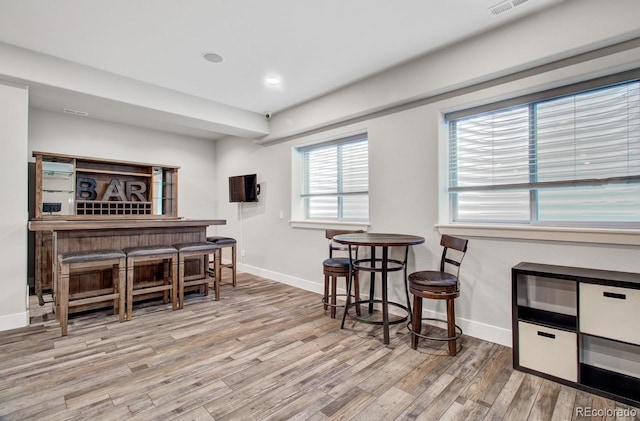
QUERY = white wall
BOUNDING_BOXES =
[215,1,640,346]
[0,82,29,330]
[266,0,640,141]
[28,108,219,224]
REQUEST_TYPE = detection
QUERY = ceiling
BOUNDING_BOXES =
[0,0,566,134]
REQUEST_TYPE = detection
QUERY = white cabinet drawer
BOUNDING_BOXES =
[518,321,577,382]
[580,283,640,345]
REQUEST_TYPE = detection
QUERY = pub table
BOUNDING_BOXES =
[334,232,425,344]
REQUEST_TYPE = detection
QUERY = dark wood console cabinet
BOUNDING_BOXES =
[512,262,640,407]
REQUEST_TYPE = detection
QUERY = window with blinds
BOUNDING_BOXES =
[447,72,640,226]
[297,134,369,221]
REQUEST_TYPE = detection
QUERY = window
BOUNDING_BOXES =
[296,133,368,221]
[447,72,640,227]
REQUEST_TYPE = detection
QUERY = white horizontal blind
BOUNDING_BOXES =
[299,135,368,220]
[448,77,640,225]
[450,106,532,222]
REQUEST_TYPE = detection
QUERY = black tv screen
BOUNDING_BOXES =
[229,174,258,202]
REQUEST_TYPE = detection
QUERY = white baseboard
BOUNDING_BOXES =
[417,308,512,347]
[0,310,29,332]
[237,263,512,347]
[238,263,325,295]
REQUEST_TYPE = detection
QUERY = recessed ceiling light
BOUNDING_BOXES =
[202,52,224,63]
[265,75,282,86]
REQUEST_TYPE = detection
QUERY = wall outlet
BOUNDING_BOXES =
[241,249,246,257]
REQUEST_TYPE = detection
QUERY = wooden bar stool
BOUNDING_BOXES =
[323,229,363,318]
[56,250,126,336]
[408,235,469,355]
[122,245,178,320]
[173,242,221,308]
[206,236,237,286]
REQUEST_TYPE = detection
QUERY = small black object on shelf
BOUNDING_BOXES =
[43,202,62,214]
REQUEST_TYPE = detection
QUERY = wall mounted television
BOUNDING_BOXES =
[229,174,259,202]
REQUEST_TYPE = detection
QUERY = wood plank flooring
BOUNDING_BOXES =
[1,273,639,420]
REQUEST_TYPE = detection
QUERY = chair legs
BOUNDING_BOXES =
[330,276,338,318]
[411,295,422,349]
[178,253,216,309]
[409,293,461,356]
[56,252,126,337]
[323,270,360,319]
[206,238,236,287]
[175,242,220,308]
[58,261,69,337]
[323,274,330,312]
[446,298,457,356]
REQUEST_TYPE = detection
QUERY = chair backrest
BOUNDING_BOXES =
[326,229,364,258]
[439,235,469,276]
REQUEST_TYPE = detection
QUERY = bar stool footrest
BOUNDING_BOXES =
[321,293,356,309]
[407,317,463,342]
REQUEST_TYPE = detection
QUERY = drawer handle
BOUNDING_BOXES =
[537,331,555,339]
[603,291,626,300]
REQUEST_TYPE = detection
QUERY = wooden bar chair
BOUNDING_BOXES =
[206,236,237,286]
[122,245,178,320]
[173,242,221,308]
[56,249,126,336]
[323,229,363,318]
[407,235,468,355]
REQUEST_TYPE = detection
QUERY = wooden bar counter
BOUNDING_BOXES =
[29,218,226,306]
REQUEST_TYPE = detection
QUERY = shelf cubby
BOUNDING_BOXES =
[512,262,640,407]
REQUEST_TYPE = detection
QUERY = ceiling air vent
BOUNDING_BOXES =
[489,0,529,15]
[63,108,88,117]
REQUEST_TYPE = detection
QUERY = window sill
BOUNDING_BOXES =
[290,220,370,231]
[436,223,640,246]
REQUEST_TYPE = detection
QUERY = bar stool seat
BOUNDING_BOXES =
[206,236,237,286]
[323,257,361,319]
[122,245,178,320]
[56,249,126,336]
[173,242,221,308]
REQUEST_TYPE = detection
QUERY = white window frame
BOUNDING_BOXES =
[290,133,370,230]
[439,69,640,246]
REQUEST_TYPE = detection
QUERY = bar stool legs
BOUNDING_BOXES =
[206,236,237,286]
[122,246,179,320]
[56,250,126,336]
[174,242,221,308]
[323,265,360,318]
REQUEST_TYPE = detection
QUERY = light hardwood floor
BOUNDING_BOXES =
[1,273,638,420]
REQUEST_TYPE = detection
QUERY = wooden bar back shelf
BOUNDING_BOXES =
[33,151,178,220]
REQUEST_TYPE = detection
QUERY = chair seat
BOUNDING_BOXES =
[123,245,177,257]
[409,270,459,290]
[206,236,237,245]
[60,250,125,264]
[173,242,219,253]
[323,257,350,269]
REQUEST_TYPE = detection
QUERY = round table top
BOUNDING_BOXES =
[333,232,425,247]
